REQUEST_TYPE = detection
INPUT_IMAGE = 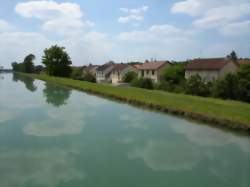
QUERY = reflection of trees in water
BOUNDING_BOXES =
[12,73,37,92]
[43,83,71,107]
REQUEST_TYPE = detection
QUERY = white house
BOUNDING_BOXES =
[96,61,115,83]
[185,58,239,82]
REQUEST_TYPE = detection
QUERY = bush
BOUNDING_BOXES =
[237,64,250,102]
[212,73,238,100]
[185,74,210,96]
[131,78,154,90]
[82,73,96,83]
[71,67,83,80]
[123,71,138,83]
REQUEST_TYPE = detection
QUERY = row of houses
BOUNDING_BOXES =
[81,57,249,84]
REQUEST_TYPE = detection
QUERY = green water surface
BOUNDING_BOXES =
[0,73,250,187]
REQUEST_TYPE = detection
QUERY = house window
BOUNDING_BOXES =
[152,70,155,75]
[147,70,149,74]
[141,70,144,77]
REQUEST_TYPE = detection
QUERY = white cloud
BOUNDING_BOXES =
[15,1,94,35]
[0,148,85,187]
[193,3,250,29]
[171,0,250,36]
[219,20,250,36]
[118,5,148,24]
[117,24,193,42]
[118,15,144,23]
[120,5,148,14]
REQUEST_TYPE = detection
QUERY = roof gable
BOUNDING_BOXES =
[139,61,169,70]
[97,61,114,71]
[186,58,232,71]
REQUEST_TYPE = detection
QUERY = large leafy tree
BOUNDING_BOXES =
[42,45,72,77]
[23,54,35,73]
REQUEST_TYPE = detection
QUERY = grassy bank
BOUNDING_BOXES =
[23,73,250,132]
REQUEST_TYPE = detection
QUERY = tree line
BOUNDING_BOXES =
[12,45,96,83]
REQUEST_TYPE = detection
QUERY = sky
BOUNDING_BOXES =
[0,0,250,68]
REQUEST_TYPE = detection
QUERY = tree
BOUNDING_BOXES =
[212,73,238,100]
[42,45,72,77]
[185,74,210,96]
[23,54,35,73]
[237,64,250,102]
[227,51,238,63]
[12,62,24,72]
[160,63,186,92]
[123,71,138,83]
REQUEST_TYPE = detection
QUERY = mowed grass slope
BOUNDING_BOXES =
[26,73,250,131]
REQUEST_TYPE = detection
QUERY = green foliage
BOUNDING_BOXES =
[42,45,72,77]
[185,74,210,96]
[132,78,154,90]
[123,71,138,83]
[227,50,238,62]
[12,62,24,72]
[71,67,83,80]
[23,54,35,73]
[162,63,185,84]
[159,63,186,93]
[237,64,250,102]
[212,73,239,100]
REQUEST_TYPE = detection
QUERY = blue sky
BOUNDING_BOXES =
[0,0,250,68]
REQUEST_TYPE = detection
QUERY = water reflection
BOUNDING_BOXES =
[0,147,85,187]
[43,83,71,107]
[12,73,37,92]
[127,139,200,171]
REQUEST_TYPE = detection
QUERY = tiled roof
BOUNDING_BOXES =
[96,61,114,71]
[113,64,129,71]
[138,61,169,70]
[186,58,231,70]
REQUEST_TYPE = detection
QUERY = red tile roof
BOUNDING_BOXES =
[113,64,129,71]
[139,61,169,70]
[186,58,232,70]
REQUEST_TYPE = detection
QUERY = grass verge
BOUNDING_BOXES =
[23,73,250,133]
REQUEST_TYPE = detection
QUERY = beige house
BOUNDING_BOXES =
[111,64,137,84]
[138,60,171,82]
[185,58,239,82]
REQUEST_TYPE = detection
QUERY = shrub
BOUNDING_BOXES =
[131,78,154,90]
[123,71,138,83]
[185,74,210,96]
[212,73,238,100]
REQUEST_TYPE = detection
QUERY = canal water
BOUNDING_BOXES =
[0,73,250,187]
